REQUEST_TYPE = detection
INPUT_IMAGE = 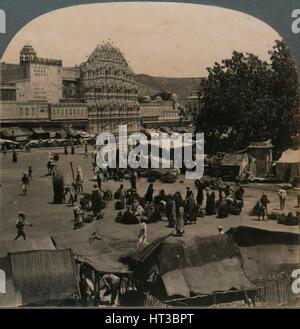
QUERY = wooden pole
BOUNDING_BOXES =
[70,162,75,182]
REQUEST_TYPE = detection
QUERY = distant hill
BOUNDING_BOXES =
[136,74,204,101]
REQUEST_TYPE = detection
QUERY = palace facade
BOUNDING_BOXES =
[80,42,140,135]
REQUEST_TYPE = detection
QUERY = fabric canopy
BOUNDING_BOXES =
[0,127,32,138]
[277,149,300,164]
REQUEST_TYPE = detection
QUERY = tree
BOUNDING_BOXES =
[195,40,299,155]
[269,40,300,152]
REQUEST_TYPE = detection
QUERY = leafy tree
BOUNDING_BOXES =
[195,40,299,155]
[269,40,300,152]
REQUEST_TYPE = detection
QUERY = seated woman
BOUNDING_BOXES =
[117,199,145,224]
[205,190,216,215]
[217,198,229,218]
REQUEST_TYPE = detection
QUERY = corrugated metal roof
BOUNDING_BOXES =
[9,249,79,305]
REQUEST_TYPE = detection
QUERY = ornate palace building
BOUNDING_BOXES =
[80,42,140,136]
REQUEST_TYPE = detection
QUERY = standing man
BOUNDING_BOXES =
[144,183,154,203]
[166,194,176,227]
[96,171,102,190]
[103,169,109,182]
[196,180,205,208]
[91,184,102,216]
[260,192,270,216]
[75,166,84,193]
[28,166,33,181]
[257,200,266,221]
[278,189,287,210]
[12,150,17,163]
[84,142,88,159]
[137,221,148,248]
[21,172,29,194]
[15,212,33,240]
[175,207,185,236]
[130,171,137,191]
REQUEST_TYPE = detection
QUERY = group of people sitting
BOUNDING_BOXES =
[114,184,186,235]
[268,211,300,226]
[113,179,245,235]
[194,179,245,218]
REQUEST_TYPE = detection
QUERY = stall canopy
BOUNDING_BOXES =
[0,138,19,146]
[210,153,251,180]
[0,127,32,141]
[276,149,300,182]
[52,227,130,274]
[31,127,49,138]
[64,126,81,138]
[121,235,257,300]
[227,226,300,281]
[121,227,300,300]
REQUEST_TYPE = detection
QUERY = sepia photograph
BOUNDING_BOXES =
[0,1,299,309]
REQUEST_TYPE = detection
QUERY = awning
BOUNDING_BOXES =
[0,139,19,145]
[76,130,91,138]
[15,136,29,142]
[159,126,174,135]
[277,149,300,164]
[31,127,47,135]
[0,127,32,138]
[64,126,81,138]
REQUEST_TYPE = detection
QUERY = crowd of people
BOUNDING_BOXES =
[11,143,300,245]
[4,142,299,307]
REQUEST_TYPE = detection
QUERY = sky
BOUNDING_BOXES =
[1,2,280,77]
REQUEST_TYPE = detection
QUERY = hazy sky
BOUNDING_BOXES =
[1,2,280,77]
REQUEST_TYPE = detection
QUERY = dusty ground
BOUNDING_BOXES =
[0,147,299,252]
